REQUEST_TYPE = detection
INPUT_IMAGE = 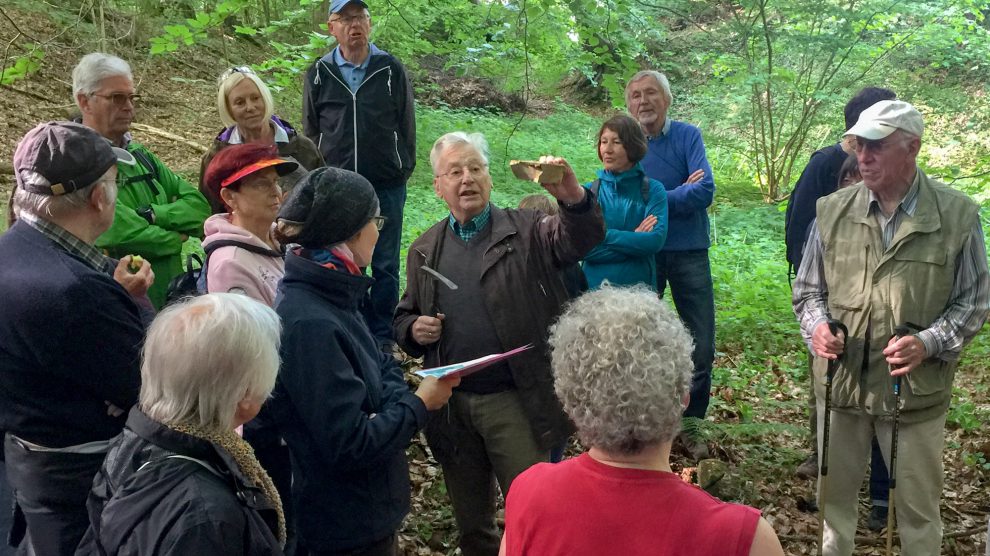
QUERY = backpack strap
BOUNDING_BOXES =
[590,179,601,198]
[204,239,283,259]
[125,148,161,196]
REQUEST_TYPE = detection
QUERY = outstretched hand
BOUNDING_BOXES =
[537,155,586,205]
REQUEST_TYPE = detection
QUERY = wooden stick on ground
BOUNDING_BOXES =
[131,122,206,153]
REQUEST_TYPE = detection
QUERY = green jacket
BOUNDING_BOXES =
[96,141,210,308]
[813,169,979,423]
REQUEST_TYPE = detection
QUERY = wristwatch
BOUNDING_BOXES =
[137,206,155,225]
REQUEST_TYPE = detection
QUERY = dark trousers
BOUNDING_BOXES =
[430,390,548,556]
[362,185,406,347]
[869,436,890,504]
[3,435,103,556]
[656,249,716,418]
[0,459,18,556]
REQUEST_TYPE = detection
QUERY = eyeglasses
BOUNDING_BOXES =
[217,66,256,84]
[852,137,901,154]
[90,93,141,106]
[330,13,370,26]
[371,215,387,230]
[439,164,489,180]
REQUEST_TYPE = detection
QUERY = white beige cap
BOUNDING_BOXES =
[844,100,924,140]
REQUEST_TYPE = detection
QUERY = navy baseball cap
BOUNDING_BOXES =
[329,0,368,14]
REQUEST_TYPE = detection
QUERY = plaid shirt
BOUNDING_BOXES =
[448,203,492,242]
[19,213,115,275]
[793,170,990,361]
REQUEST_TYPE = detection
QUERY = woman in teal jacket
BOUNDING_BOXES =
[582,114,668,290]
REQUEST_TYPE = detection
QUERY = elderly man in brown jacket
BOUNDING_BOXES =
[394,131,604,556]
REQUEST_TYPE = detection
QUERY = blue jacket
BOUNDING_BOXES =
[270,251,427,552]
[640,120,715,251]
[582,164,668,289]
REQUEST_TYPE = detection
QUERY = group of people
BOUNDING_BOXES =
[1,0,987,555]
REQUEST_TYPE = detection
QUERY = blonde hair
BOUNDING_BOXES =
[217,70,275,129]
[140,293,281,429]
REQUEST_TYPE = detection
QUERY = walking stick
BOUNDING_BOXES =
[818,319,848,556]
[886,325,911,556]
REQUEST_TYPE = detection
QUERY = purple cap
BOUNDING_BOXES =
[13,121,134,196]
[329,0,368,15]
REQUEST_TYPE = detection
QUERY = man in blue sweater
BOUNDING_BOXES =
[1,122,151,555]
[626,70,715,460]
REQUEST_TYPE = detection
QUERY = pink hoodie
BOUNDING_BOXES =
[201,214,284,307]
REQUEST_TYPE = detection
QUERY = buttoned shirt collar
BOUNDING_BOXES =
[865,169,920,219]
[448,203,492,242]
[646,118,672,141]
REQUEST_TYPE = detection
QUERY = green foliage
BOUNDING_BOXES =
[1,46,44,86]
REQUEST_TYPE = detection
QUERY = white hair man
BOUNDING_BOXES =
[0,121,152,555]
[394,132,604,556]
[793,100,990,555]
[625,70,716,460]
[74,52,210,308]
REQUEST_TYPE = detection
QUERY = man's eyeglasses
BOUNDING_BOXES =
[330,13,370,26]
[852,136,901,154]
[439,164,488,180]
[371,215,387,230]
[218,66,256,84]
[90,93,141,106]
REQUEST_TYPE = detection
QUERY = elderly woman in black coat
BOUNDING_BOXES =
[77,293,286,555]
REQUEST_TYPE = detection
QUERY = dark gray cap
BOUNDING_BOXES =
[277,166,379,249]
[13,121,134,196]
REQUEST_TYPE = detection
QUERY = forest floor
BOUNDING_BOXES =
[1,4,988,555]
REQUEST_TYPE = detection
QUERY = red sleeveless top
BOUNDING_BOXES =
[504,453,760,556]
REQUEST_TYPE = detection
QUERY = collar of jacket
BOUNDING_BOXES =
[417,205,518,279]
[123,407,275,512]
[848,168,940,256]
[282,249,373,310]
[595,162,646,185]
[215,115,296,144]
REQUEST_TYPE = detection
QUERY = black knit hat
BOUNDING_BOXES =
[277,166,379,248]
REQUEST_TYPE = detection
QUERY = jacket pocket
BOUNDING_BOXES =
[904,359,954,398]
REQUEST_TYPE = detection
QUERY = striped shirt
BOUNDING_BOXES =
[793,170,990,361]
[19,212,115,275]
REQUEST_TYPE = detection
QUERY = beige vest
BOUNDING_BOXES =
[813,169,978,423]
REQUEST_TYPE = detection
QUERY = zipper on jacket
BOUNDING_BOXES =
[393,131,403,170]
[539,281,548,297]
[325,66,393,172]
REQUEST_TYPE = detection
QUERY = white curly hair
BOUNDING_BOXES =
[549,285,695,454]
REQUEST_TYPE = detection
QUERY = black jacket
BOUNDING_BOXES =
[0,221,143,448]
[393,198,605,460]
[302,45,416,188]
[271,252,428,552]
[784,143,848,274]
[76,408,283,556]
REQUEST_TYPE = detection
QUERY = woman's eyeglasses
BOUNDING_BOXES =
[371,215,387,230]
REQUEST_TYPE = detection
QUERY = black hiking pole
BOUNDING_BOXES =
[818,319,848,556]
[885,324,911,556]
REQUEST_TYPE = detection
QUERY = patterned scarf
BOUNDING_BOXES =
[167,422,286,546]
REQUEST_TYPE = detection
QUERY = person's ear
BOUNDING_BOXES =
[90,182,112,212]
[77,92,91,115]
[433,177,442,196]
[220,187,236,211]
[681,393,690,410]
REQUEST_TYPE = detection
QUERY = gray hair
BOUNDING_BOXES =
[72,53,133,103]
[140,293,282,430]
[12,167,118,220]
[625,70,673,107]
[429,132,490,175]
[549,285,694,454]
